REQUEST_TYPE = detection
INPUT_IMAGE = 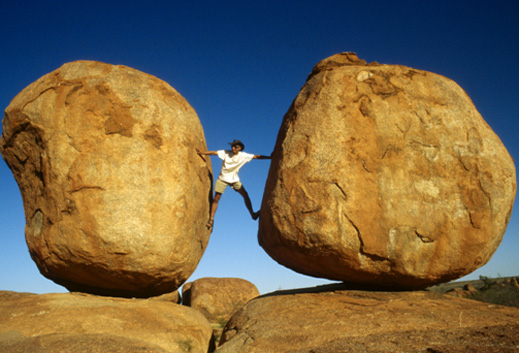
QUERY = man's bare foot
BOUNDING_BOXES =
[206,219,214,228]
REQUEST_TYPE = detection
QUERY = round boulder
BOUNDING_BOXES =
[0,61,213,297]
[182,277,260,323]
[258,53,516,289]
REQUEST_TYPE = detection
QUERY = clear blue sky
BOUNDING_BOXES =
[1,1,517,295]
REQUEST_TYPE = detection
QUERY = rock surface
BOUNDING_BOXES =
[0,291,213,353]
[148,290,181,304]
[183,277,260,322]
[183,277,260,345]
[1,332,171,353]
[0,61,213,297]
[258,52,517,289]
[216,284,519,353]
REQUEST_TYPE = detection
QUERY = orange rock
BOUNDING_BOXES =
[0,291,213,353]
[259,53,516,289]
[217,285,519,352]
[463,283,478,293]
[0,61,212,297]
[183,277,260,323]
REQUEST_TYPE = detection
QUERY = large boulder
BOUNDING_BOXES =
[0,291,213,353]
[258,52,516,289]
[0,61,213,297]
[216,285,519,352]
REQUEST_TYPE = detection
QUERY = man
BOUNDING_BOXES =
[196,139,272,228]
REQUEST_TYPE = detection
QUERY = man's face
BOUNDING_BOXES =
[231,144,242,154]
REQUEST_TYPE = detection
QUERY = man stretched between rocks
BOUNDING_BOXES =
[196,140,272,229]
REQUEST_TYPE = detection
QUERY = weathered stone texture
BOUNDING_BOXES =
[0,291,213,353]
[258,52,516,289]
[183,277,260,346]
[216,285,519,353]
[0,61,212,297]
[182,277,260,323]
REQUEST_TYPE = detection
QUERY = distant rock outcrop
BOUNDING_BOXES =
[216,285,519,352]
[258,52,517,289]
[0,291,213,353]
[0,61,213,297]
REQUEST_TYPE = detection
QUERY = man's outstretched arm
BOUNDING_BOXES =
[253,153,273,160]
[196,148,218,156]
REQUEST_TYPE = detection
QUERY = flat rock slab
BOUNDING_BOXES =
[216,284,519,352]
[0,291,213,353]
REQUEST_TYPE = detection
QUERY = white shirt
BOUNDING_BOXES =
[217,150,255,183]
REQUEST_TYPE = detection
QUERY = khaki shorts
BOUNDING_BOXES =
[215,179,242,194]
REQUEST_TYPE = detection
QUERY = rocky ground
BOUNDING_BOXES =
[215,282,519,352]
[0,291,213,353]
[1,277,518,352]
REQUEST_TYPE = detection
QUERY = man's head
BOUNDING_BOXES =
[229,139,245,151]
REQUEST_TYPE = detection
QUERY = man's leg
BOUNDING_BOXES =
[207,192,222,227]
[236,186,260,220]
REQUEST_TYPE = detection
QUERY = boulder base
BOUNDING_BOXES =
[0,291,213,353]
[217,285,519,353]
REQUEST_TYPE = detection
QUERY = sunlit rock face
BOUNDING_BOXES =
[0,291,213,352]
[258,52,516,289]
[182,277,260,323]
[217,287,519,352]
[0,61,213,297]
